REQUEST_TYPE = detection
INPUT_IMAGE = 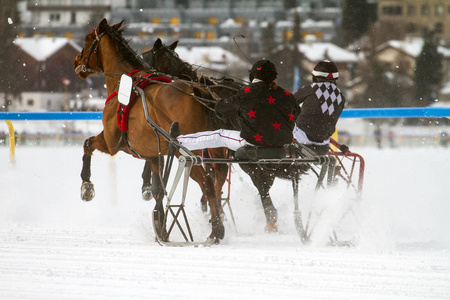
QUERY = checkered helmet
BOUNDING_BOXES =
[311,60,339,80]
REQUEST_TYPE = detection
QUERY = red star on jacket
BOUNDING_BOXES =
[267,95,276,104]
[253,133,263,142]
[284,90,291,96]
[288,111,295,121]
[243,87,252,93]
[272,121,281,130]
[247,109,256,118]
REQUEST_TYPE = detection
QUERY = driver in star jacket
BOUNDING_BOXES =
[176,59,297,151]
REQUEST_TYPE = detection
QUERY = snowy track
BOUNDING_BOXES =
[1,146,450,299]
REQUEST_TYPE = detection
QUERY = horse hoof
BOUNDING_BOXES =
[142,186,153,201]
[210,217,225,240]
[265,221,278,233]
[81,182,95,202]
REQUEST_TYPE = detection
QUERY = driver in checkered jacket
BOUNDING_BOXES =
[293,60,346,155]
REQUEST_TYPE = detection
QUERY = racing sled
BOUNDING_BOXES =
[118,75,365,246]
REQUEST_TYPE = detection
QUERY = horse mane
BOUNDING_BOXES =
[164,47,198,81]
[104,25,148,70]
[177,59,197,81]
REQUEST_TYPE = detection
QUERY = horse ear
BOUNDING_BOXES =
[98,18,108,33]
[112,20,124,30]
[169,41,179,50]
[154,38,163,50]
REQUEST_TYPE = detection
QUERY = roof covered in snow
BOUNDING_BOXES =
[298,42,358,63]
[14,37,82,62]
[175,46,251,71]
[377,38,450,58]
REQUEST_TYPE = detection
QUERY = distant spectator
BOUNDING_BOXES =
[440,131,448,147]
[375,127,382,148]
[389,130,395,148]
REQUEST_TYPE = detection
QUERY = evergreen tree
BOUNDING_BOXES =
[261,21,275,58]
[360,59,401,108]
[291,13,308,89]
[414,32,442,106]
[341,0,371,46]
[0,0,20,111]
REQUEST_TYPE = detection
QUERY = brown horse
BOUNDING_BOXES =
[74,19,226,241]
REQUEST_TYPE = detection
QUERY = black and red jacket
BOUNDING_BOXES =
[293,82,346,143]
[215,81,297,147]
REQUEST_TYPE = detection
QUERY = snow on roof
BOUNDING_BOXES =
[14,37,81,62]
[175,46,250,70]
[301,19,334,29]
[298,42,358,63]
[377,38,450,58]
[440,81,450,95]
[220,18,240,28]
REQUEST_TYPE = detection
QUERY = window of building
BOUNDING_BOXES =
[421,4,430,16]
[382,6,402,15]
[27,99,34,107]
[435,4,444,16]
[435,22,443,33]
[70,12,76,24]
[407,5,415,16]
[49,13,60,22]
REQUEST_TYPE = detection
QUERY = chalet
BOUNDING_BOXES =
[374,37,450,82]
[11,37,82,111]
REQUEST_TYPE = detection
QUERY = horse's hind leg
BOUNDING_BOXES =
[190,166,225,241]
[141,159,152,200]
[80,132,110,201]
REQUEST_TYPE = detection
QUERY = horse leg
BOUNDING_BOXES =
[142,157,162,201]
[190,165,224,241]
[80,131,110,201]
[142,159,152,200]
[213,163,229,215]
[210,149,230,217]
[240,165,278,233]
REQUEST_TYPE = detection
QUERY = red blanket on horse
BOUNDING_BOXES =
[105,69,172,132]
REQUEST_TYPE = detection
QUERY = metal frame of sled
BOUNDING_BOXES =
[125,75,365,247]
[293,139,365,246]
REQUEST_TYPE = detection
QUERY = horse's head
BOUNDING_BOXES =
[74,18,124,79]
[143,38,197,81]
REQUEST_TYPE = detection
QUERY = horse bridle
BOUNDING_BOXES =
[78,28,106,74]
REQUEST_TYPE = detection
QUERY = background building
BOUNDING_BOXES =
[378,0,450,43]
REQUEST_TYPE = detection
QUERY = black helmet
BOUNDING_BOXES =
[311,60,339,80]
[249,59,277,82]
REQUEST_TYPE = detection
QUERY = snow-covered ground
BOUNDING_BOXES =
[1,145,449,299]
